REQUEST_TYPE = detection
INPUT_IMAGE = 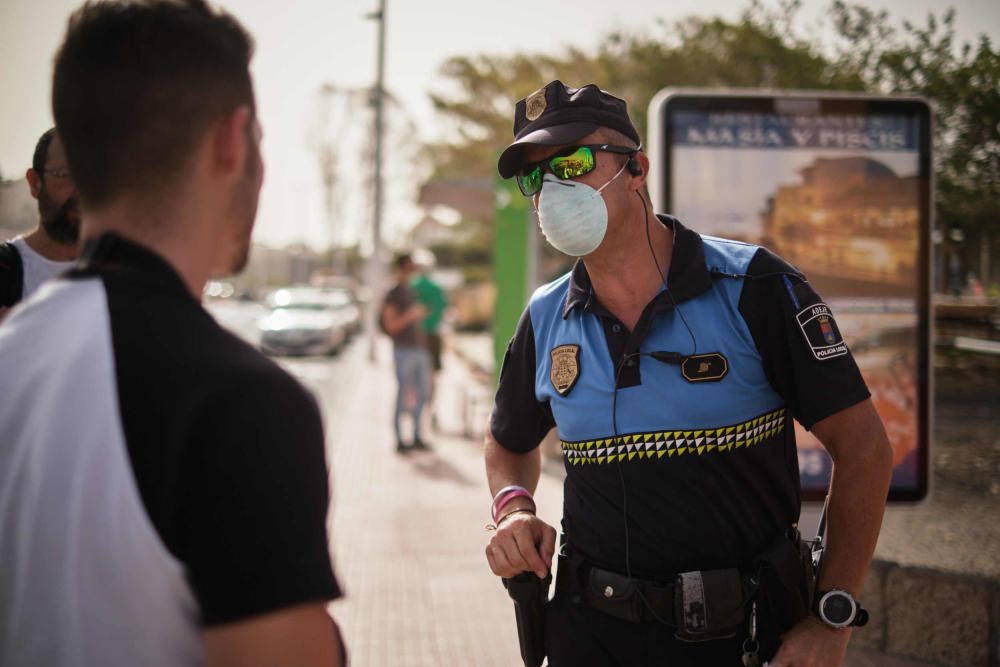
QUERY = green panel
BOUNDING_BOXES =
[492,171,531,385]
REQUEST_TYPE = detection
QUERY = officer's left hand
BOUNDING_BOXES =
[767,616,850,667]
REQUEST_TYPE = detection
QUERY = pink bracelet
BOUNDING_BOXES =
[492,485,528,509]
[491,487,534,523]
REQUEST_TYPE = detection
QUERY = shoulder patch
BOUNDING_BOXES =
[550,344,580,396]
[796,303,848,361]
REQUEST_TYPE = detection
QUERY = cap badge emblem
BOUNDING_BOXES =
[525,88,547,121]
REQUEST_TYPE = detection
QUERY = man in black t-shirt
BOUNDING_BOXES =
[483,81,894,667]
[0,3,344,666]
[381,253,432,452]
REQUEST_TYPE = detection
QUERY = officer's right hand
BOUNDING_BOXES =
[485,512,556,580]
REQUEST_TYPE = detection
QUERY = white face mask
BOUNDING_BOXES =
[535,162,628,257]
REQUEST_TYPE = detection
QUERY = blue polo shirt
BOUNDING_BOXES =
[490,215,870,578]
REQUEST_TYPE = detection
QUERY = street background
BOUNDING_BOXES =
[209,299,1000,666]
[2,0,998,664]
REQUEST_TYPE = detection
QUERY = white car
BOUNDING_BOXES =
[258,287,356,356]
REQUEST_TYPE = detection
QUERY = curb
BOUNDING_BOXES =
[855,560,1000,666]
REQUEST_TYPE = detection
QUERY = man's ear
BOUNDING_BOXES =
[629,152,650,191]
[211,106,253,177]
[26,168,42,199]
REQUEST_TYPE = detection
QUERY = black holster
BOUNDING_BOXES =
[753,529,816,638]
[503,572,551,667]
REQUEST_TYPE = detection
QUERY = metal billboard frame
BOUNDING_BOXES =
[647,89,932,503]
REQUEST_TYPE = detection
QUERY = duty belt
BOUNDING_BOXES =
[556,550,756,640]
[555,551,679,624]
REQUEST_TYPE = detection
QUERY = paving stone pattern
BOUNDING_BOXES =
[313,338,986,666]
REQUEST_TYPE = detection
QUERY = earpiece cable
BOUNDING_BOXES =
[639,193,697,355]
[613,350,676,627]
[613,194,804,629]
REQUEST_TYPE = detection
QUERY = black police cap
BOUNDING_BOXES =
[497,80,641,179]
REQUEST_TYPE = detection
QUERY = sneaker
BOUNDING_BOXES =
[396,441,411,454]
[412,438,432,451]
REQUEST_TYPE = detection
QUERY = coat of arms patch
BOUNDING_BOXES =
[550,344,580,396]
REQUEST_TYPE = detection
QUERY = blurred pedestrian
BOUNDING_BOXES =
[411,248,448,428]
[0,128,80,322]
[947,253,963,297]
[0,2,345,666]
[484,80,892,667]
[381,253,431,452]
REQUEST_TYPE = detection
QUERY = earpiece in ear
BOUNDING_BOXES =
[626,157,642,176]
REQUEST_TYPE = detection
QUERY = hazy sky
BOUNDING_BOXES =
[1,0,997,249]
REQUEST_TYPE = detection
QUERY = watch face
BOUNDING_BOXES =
[821,592,855,625]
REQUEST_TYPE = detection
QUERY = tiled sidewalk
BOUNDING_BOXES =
[319,339,942,667]
[324,341,562,666]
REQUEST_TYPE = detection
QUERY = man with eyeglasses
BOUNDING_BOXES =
[484,81,892,666]
[0,128,80,320]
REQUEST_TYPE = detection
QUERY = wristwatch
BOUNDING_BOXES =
[816,589,869,629]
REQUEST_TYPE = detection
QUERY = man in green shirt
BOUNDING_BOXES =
[411,251,448,425]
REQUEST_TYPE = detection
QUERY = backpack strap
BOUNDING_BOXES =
[0,241,25,307]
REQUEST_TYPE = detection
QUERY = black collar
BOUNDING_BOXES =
[74,231,195,302]
[562,214,714,319]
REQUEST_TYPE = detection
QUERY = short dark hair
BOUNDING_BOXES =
[394,253,413,270]
[597,127,638,151]
[32,128,57,176]
[52,0,255,207]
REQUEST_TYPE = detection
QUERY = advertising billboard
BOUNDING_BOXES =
[648,91,931,501]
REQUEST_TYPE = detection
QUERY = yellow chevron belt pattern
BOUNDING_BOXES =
[560,407,786,466]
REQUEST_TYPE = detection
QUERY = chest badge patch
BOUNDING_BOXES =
[550,344,581,396]
[796,303,848,361]
[681,353,729,383]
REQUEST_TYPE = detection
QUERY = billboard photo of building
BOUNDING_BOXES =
[651,94,930,500]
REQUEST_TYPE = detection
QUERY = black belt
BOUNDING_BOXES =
[554,529,811,647]
[555,552,678,624]
[555,551,758,635]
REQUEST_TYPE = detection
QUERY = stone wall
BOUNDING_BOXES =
[855,560,999,666]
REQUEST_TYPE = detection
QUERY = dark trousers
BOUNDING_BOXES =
[544,592,755,667]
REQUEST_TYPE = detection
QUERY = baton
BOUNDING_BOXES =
[811,492,830,571]
[502,571,551,667]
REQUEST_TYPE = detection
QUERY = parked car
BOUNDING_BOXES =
[312,275,370,323]
[258,287,357,356]
[322,287,362,338]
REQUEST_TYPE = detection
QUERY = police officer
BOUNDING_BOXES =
[484,81,893,666]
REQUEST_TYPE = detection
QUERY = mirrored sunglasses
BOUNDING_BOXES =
[515,144,636,196]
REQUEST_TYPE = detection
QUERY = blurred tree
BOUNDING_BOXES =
[309,84,370,274]
[426,0,999,286]
[425,0,870,280]
[309,84,427,270]
[831,2,1000,283]
[427,53,573,180]
[427,0,864,181]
